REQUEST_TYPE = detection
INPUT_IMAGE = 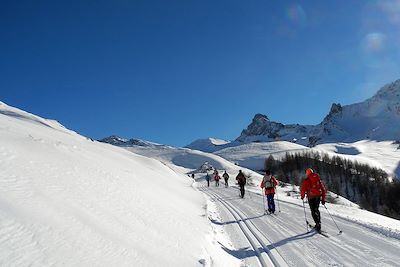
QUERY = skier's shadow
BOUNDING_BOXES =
[218,242,262,260]
[209,214,265,226]
[267,231,317,250]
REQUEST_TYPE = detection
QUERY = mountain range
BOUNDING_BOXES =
[186,79,400,151]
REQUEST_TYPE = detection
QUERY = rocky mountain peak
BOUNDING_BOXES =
[253,113,269,122]
[374,79,400,100]
[329,103,342,114]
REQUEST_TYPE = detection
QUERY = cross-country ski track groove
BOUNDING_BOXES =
[200,185,289,267]
[198,182,400,267]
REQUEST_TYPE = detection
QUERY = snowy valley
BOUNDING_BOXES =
[2,86,400,266]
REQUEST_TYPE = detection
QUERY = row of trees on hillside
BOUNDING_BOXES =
[264,152,400,219]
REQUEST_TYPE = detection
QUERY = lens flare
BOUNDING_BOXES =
[286,4,307,27]
[363,33,386,53]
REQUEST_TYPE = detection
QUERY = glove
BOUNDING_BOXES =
[321,200,326,205]
[301,197,304,200]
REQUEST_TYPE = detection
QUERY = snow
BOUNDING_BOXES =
[2,100,400,266]
[203,183,400,266]
[0,102,216,266]
[185,138,231,153]
[315,140,400,178]
[207,140,400,179]
[118,140,400,266]
[123,145,263,183]
[214,141,309,171]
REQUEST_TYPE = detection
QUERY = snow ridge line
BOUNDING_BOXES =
[201,186,288,267]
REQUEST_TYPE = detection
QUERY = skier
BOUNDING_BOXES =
[300,168,326,232]
[236,170,247,198]
[191,173,195,179]
[223,170,229,187]
[205,173,211,187]
[260,170,278,214]
[214,171,221,187]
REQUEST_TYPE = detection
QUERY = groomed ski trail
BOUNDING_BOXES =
[199,181,400,267]
[200,185,288,267]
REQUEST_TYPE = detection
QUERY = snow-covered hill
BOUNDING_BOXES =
[213,140,400,178]
[0,101,230,266]
[106,139,264,184]
[214,141,309,171]
[185,138,231,153]
[102,133,400,266]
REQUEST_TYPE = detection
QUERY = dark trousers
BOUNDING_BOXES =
[308,197,321,225]
[267,193,275,212]
[239,184,245,198]
[224,178,228,187]
[207,179,210,187]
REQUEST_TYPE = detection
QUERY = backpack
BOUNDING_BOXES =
[263,176,274,189]
[308,173,323,197]
[237,173,246,184]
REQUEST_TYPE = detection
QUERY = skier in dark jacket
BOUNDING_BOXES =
[223,171,229,187]
[301,168,326,232]
[205,173,211,187]
[236,170,247,198]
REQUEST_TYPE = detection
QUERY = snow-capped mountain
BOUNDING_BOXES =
[99,135,165,147]
[236,79,400,146]
[236,113,311,145]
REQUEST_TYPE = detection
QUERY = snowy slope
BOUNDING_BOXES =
[185,138,231,153]
[213,140,400,178]
[0,101,235,266]
[120,143,263,183]
[315,140,400,177]
[214,141,309,171]
[108,137,400,266]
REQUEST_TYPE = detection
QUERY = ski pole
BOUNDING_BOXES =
[302,199,310,232]
[275,187,281,212]
[324,204,343,234]
[262,188,266,214]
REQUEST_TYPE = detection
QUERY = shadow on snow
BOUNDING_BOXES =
[218,242,262,260]
[209,214,265,226]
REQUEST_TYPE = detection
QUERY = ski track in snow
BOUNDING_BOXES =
[201,186,288,267]
[199,181,400,267]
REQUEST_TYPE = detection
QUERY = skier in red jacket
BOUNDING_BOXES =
[260,170,278,213]
[214,171,221,187]
[300,168,326,232]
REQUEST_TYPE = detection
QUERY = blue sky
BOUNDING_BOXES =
[1,0,400,146]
